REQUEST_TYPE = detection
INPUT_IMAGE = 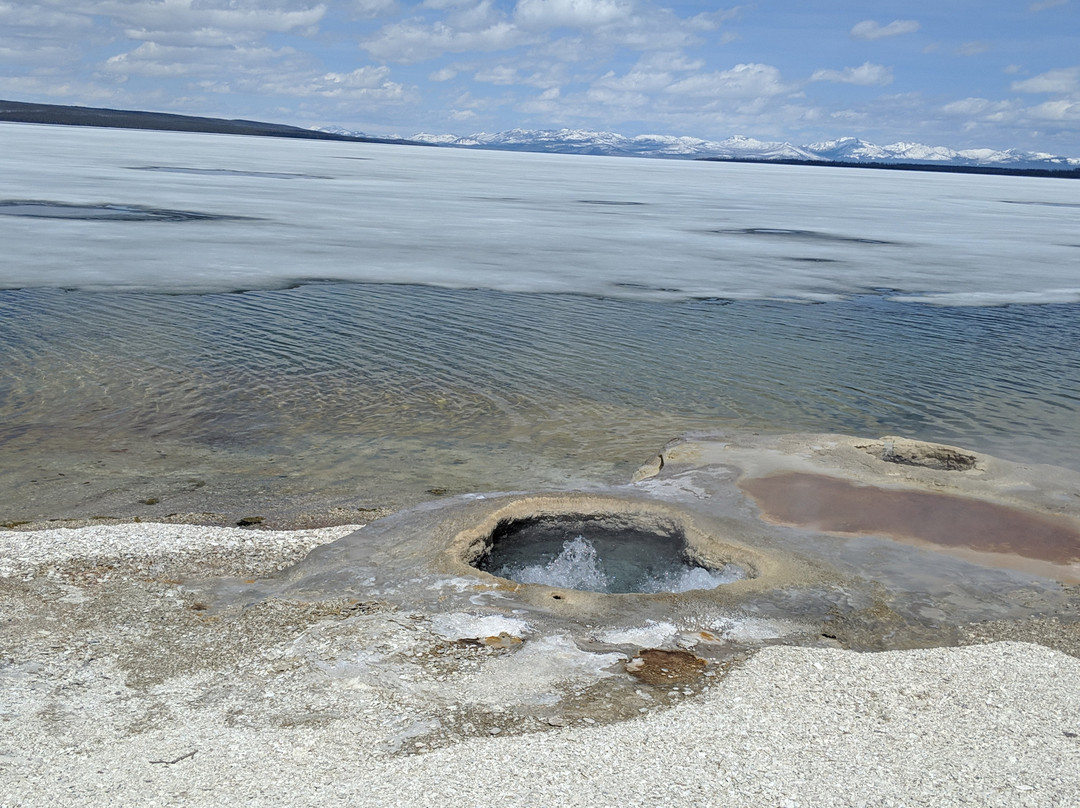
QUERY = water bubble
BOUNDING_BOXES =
[496,536,610,592]
[492,535,745,594]
[639,564,746,594]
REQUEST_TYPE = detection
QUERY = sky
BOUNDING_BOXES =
[1,0,1078,154]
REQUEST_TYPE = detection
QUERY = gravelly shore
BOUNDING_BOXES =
[2,523,1079,807]
[0,522,361,579]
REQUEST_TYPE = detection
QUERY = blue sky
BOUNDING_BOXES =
[2,0,1078,153]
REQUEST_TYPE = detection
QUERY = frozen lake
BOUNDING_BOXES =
[4,122,1080,304]
[1,123,1078,521]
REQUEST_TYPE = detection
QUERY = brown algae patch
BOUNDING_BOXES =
[626,649,709,686]
[740,472,1080,581]
[868,436,980,471]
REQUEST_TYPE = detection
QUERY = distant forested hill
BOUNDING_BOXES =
[0,99,413,145]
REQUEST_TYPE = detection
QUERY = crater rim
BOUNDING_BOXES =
[446,494,774,597]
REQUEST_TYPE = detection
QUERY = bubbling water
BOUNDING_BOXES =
[638,562,747,594]
[497,536,611,592]
[485,530,747,595]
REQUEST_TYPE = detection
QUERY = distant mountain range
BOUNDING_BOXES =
[2,99,1076,175]
[322,126,1080,173]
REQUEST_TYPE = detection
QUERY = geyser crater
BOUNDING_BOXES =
[456,497,761,595]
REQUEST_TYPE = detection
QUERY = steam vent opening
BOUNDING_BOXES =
[475,513,747,594]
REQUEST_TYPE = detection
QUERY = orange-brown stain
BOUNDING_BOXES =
[740,472,1080,565]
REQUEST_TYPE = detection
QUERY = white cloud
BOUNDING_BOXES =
[536,35,589,62]
[942,97,1004,115]
[956,41,989,56]
[518,85,567,114]
[513,0,633,30]
[605,25,697,50]
[0,3,94,32]
[685,8,741,31]
[361,0,734,68]
[93,1,327,36]
[321,66,395,89]
[423,0,477,8]
[121,27,253,47]
[640,51,704,72]
[447,0,502,29]
[810,62,892,86]
[2,0,1076,152]
[0,3,100,74]
[259,66,412,102]
[830,109,868,122]
[938,93,1080,130]
[941,97,1017,122]
[100,36,355,96]
[361,20,528,62]
[666,63,790,98]
[0,0,337,97]
[1011,67,1079,94]
[588,52,699,95]
[103,42,231,77]
[594,68,669,93]
[1027,99,1080,120]
[0,40,82,66]
[353,0,398,18]
[0,73,122,102]
[474,65,519,84]
[850,19,920,40]
[585,85,647,107]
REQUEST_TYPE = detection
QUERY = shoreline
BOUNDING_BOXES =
[5,430,1080,805]
[3,520,1080,805]
[1,506,396,534]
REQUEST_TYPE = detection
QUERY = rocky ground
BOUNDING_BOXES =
[4,433,1080,805]
[1,521,1079,806]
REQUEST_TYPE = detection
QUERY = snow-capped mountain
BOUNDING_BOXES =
[802,136,1079,169]
[317,126,1080,171]
[401,128,825,161]
[405,129,822,161]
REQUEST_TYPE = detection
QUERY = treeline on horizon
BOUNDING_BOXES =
[0,99,410,145]
[2,98,1077,179]
[698,156,1080,179]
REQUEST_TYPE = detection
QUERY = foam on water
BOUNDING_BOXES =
[492,536,745,594]
[2,122,1079,305]
[498,536,611,592]
[638,564,747,594]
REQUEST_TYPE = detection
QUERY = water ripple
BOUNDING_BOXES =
[1,284,1078,516]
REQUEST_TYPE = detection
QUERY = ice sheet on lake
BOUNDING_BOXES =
[2,122,1078,305]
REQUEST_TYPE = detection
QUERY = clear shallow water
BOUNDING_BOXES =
[1,283,1078,520]
[0,123,1078,521]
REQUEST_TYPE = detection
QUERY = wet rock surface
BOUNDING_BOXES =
[3,432,1080,803]
[0,548,744,761]
[741,472,1080,573]
[207,432,1080,667]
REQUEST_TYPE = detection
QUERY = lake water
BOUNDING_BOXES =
[1,122,1078,522]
